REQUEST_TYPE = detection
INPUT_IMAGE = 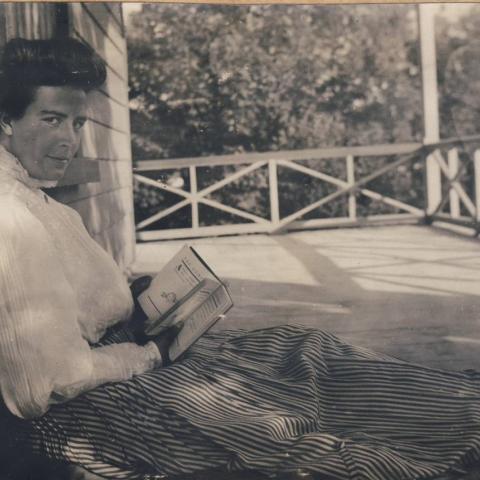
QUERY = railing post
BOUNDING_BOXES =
[425,152,442,216]
[448,148,460,218]
[474,150,480,223]
[268,159,280,227]
[419,4,441,217]
[346,155,356,220]
[189,165,199,231]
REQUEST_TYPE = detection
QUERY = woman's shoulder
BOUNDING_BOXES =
[0,178,17,199]
[0,187,44,239]
[0,185,28,213]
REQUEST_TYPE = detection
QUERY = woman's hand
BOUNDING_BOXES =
[129,276,183,365]
[151,322,184,367]
[130,275,152,300]
[129,275,152,342]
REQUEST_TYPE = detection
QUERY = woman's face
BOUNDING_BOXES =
[6,86,87,181]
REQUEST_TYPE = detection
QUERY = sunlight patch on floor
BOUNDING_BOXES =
[444,336,480,345]
[134,236,320,286]
[294,227,480,297]
[235,296,351,314]
[133,225,480,297]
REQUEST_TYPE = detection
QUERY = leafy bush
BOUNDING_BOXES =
[127,4,479,230]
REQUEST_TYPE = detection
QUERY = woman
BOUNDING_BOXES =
[0,37,479,480]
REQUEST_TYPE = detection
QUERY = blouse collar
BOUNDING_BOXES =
[0,144,58,189]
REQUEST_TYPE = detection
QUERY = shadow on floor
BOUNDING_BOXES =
[212,228,480,372]
[133,226,480,371]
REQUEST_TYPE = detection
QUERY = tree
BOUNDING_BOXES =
[128,5,423,158]
[127,5,432,229]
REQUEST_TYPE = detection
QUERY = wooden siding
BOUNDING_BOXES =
[0,3,135,271]
[51,3,135,272]
[0,3,56,41]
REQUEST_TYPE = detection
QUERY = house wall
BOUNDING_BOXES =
[0,3,136,274]
[55,3,136,273]
[0,3,56,41]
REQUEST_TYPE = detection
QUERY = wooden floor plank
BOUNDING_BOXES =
[133,225,480,372]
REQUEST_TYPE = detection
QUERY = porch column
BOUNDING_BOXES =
[419,4,441,216]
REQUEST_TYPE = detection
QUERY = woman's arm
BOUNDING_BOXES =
[127,275,152,342]
[50,341,162,405]
[0,201,161,419]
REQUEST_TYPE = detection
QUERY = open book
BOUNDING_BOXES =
[137,245,233,361]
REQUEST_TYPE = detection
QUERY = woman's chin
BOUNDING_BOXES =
[52,170,67,180]
[45,165,69,181]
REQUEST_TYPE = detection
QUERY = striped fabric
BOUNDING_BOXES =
[21,325,480,480]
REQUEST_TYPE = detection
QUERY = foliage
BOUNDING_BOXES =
[127,4,478,230]
[435,9,480,138]
[128,5,422,157]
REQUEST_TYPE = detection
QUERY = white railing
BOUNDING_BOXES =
[425,135,480,235]
[133,136,480,241]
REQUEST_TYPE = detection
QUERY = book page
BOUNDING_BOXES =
[137,245,219,324]
[145,278,215,336]
[168,283,233,361]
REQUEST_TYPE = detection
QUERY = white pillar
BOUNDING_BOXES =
[448,148,460,218]
[189,166,199,231]
[474,150,480,222]
[346,155,356,221]
[268,160,280,226]
[419,4,442,216]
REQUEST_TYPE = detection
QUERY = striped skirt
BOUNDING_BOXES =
[19,325,480,480]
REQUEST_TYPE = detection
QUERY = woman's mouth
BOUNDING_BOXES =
[47,155,70,164]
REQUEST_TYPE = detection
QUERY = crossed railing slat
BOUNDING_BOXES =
[134,135,480,240]
[429,149,475,217]
[274,157,424,233]
[135,160,269,230]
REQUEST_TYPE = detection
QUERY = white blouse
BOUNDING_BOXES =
[0,146,160,419]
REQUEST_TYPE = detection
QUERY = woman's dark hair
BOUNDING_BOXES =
[0,37,106,119]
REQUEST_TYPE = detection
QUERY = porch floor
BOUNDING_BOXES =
[132,224,480,372]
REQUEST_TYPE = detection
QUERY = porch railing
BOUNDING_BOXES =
[133,135,480,241]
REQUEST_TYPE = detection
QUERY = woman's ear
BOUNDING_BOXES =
[0,114,13,136]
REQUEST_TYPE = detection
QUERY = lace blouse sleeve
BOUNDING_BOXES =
[0,200,161,419]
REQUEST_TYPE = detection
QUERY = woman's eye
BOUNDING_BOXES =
[43,117,61,126]
[74,119,87,131]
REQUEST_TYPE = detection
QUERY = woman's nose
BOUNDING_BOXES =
[58,121,80,149]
